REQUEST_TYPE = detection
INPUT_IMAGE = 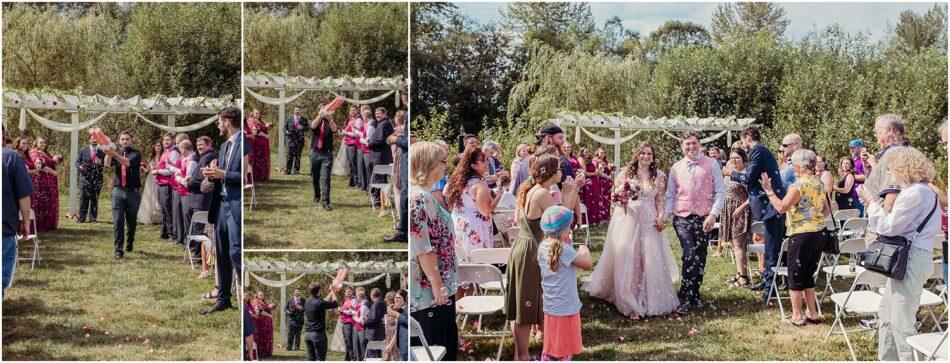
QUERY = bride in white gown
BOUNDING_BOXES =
[582,141,680,319]
[137,141,163,224]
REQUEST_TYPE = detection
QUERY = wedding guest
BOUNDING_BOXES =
[537,205,592,361]
[16,139,39,225]
[188,136,217,279]
[244,294,257,360]
[287,289,305,351]
[848,139,868,215]
[709,146,726,168]
[721,148,753,286]
[562,142,580,188]
[344,106,365,188]
[430,140,450,208]
[582,147,611,223]
[310,105,338,211]
[3,141,35,296]
[75,135,105,223]
[856,146,941,361]
[137,141,164,225]
[863,114,911,214]
[391,110,407,194]
[337,287,357,360]
[103,131,142,260]
[246,109,271,182]
[508,144,529,193]
[154,134,177,239]
[352,287,368,360]
[363,288,387,359]
[409,141,458,361]
[358,107,374,193]
[507,154,561,361]
[780,133,802,186]
[483,140,505,189]
[173,139,197,246]
[285,106,308,175]
[833,156,858,211]
[760,149,831,326]
[664,132,726,314]
[201,107,243,315]
[304,282,339,361]
[731,127,787,302]
[445,147,504,267]
[366,107,394,206]
[385,108,410,243]
[252,291,275,358]
[169,134,191,245]
[459,134,479,153]
[29,137,60,231]
[815,155,835,200]
[392,289,409,361]
[382,291,400,360]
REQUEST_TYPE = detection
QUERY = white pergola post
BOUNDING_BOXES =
[727,129,733,146]
[277,88,286,171]
[613,128,621,173]
[167,114,176,128]
[279,271,287,346]
[68,110,80,217]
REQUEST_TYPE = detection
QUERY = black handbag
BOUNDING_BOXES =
[862,196,938,280]
[820,193,839,255]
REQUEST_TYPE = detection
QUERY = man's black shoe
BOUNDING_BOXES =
[200,302,232,315]
[384,235,407,243]
[114,251,124,260]
[125,245,133,252]
[323,204,333,211]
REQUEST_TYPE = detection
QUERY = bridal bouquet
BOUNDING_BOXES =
[611,179,641,213]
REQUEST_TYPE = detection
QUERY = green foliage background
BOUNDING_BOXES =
[2,2,241,190]
[413,3,948,182]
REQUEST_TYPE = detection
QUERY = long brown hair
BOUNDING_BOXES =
[14,138,30,159]
[516,154,561,211]
[545,236,564,272]
[444,147,486,210]
[625,141,658,184]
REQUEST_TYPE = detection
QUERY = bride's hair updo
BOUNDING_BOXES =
[517,154,560,211]
[626,141,658,184]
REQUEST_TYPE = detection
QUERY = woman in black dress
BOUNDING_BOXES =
[832,156,857,210]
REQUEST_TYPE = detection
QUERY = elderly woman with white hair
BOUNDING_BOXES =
[759,148,832,326]
[856,146,942,361]
[482,140,506,189]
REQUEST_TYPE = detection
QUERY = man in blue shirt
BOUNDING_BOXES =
[779,133,801,186]
[3,141,36,296]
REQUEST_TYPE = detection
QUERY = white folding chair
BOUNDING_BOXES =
[825,270,889,361]
[837,218,868,241]
[467,248,512,334]
[456,264,509,361]
[833,209,861,226]
[243,168,255,211]
[821,238,868,297]
[408,316,446,361]
[184,211,212,270]
[364,340,387,361]
[920,261,947,332]
[907,331,948,361]
[16,211,40,270]
[369,164,394,211]
[747,221,766,277]
[576,203,590,246]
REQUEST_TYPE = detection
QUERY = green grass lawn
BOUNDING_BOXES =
[1,197,240,360]
[456,223,946,361]
[243,151,402,250]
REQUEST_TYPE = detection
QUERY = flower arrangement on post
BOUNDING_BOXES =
[611,179,641,214]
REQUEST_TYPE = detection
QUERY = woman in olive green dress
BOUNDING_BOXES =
[506,154,562,361]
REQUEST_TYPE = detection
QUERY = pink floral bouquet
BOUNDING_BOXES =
[611,179,641,214]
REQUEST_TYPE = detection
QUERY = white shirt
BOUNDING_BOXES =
[867,183,942,251]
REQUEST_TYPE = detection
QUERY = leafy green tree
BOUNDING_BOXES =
[643,20,711,61]
[500,2,596,53]
[890,4,948,53]
[711,2,790,43]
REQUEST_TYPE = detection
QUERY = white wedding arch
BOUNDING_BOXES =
[244,258,408,345]
[552,111,757,168]
[2,91,239,216]
[243,74,406,169]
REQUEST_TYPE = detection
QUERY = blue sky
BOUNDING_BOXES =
[452,2,942,42]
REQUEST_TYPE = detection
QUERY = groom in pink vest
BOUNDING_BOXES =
[664,132,725,315]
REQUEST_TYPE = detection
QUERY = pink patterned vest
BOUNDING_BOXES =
[172,153,193,196]
[155,148,174,186]
[671,156,715,217]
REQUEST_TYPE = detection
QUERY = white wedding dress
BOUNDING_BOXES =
[582,171,681,317]
[137,170,162,224]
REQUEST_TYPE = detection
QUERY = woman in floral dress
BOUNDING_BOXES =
[30,137,60,231]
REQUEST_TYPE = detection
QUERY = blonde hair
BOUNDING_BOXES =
[888,147,935,184]
[410,141,443,187]
[544,236,566,273]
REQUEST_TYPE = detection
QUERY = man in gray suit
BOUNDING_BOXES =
[285,106,308,175]
[365,107,393,206]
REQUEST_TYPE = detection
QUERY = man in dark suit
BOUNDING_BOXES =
[310,108,338,211]
[730,127,786,301]
[362,288,388,358]
[384,103,409,243]
[201,107,243,315]
[75,135,105,223]
[186,136,217,253]
[365,107,394,206]
[285,106,308,175]
[286,289,305,351]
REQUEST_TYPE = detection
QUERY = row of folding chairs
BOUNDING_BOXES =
[492,202,591,249]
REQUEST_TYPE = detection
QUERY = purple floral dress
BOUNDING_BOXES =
[451,178,493,263]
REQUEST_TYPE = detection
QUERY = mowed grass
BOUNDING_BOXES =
[456,223,946,361]
[1,196,240,360]
[266,347,345,361]
[244,151,401,250]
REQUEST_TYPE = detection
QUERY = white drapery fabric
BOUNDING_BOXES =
[324,272,389,287]
[247,271,309,288]
[22,108,109,132]
[330,90,396,105]
[659,128,729,144]
[244,87,309,106]
[134,113,219,133]
[574,125,643,145]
